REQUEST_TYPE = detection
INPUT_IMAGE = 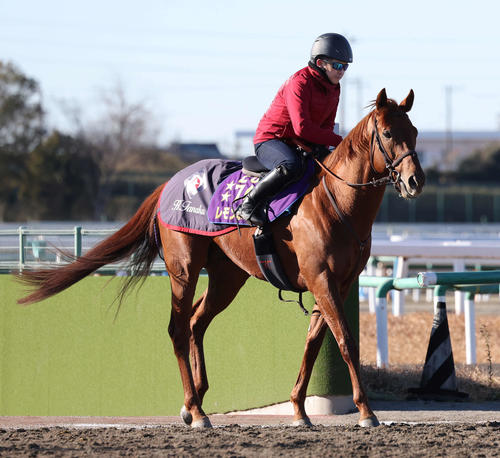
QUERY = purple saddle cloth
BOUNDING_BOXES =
[157,158,314,235]
[207,159,314,226]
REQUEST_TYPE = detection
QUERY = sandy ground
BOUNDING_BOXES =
[1,406,499,457]
[3,424,500,457]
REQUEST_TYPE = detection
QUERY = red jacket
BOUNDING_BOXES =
[254,65,342,147]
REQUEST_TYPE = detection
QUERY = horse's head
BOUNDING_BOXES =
[371,88,425,199]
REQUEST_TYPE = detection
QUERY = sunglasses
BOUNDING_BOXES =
[329,61,349,71]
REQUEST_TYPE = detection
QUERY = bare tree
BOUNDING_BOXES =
[63,80,161,220]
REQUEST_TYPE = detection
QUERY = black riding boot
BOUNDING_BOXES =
[236,165,294,227]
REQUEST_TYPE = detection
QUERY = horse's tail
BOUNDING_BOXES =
[17,184,165,305]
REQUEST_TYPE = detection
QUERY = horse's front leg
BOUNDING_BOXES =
[290,305,327,426]
[312,276,379,427]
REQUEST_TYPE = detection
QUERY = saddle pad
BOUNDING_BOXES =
[207,159,315,226]
[157,159,241,235]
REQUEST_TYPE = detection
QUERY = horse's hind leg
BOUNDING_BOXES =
[290,306,327,426]
[162,230,211,428]
[189,249,249,407]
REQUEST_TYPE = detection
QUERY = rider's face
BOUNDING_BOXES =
[319,59,347,85]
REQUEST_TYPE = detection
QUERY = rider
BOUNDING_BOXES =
[236,33,353,227]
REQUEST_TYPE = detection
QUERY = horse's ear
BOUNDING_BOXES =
[376,88,388,109]
[400,89,414,112]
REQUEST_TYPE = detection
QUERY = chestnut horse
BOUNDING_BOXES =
[17,89,424,428]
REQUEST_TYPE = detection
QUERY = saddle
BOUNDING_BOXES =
[241,140,329,177]
[241,155,270,177]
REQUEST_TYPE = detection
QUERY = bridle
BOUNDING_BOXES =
[314,115,418,191]
[314,113,419,263]
[369,116,418,190]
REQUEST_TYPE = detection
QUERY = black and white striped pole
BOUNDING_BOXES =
[409,284,468,399]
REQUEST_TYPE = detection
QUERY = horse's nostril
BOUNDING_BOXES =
[408,175,418,190]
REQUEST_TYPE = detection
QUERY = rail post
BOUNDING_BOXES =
[464,289,476,365]
[459,283,499,365]
[392,255,407,316]
[74,226,82,257]
[18,226,26,271]
[366,257,377,313]
[358,276,394,368]
[374,280,394,368]
[453,259,465,315]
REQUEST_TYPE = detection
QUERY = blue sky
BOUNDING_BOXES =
[1,0,499,154]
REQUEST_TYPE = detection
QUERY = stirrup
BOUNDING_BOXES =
[236,200,267,227]
[247,210,267,227]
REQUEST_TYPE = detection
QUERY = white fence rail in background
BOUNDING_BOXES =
[360,273,500,368]
[368,238,500,315]
[0,226,166,274]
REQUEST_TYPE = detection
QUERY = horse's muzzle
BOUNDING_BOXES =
[399,169,425,198]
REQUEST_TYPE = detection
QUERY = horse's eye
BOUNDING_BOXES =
[383,130,392,139]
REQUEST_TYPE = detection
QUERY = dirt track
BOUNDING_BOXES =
[2,401,500,457]
[1,422,499,457]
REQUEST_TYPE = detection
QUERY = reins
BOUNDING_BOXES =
[314,157,390,188]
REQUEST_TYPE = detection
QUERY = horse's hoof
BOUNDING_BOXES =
[191,416,212,428]
[359,416,380,427]
[180,406,193,425]
[292,417,313,427]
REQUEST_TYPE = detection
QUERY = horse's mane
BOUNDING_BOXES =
[325,113,371,168]
[326,97,400,167]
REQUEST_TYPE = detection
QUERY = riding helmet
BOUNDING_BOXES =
[310,33,353,64]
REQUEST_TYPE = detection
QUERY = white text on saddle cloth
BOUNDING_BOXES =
[212,174,259,223]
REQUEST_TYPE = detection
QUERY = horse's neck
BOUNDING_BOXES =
[320,116,387,237]
[326,116,373,184]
